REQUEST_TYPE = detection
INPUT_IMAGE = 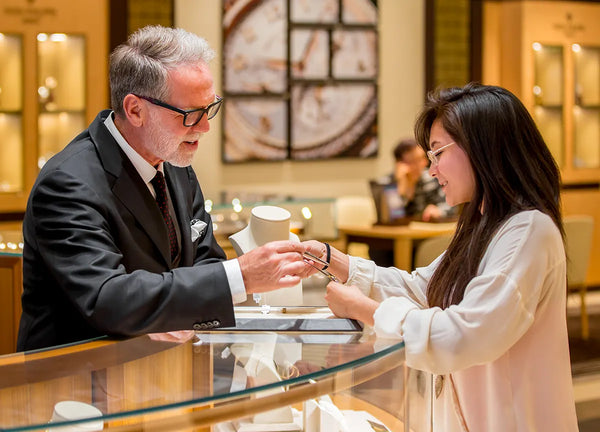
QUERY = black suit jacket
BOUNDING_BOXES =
[17,110,234,351]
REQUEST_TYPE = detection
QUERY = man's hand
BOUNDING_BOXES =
[422,204,442,221]
[238,240,306,294]
[148,330,196,343]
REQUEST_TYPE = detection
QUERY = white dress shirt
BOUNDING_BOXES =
[103,113,246,304]
[348,210,578,431]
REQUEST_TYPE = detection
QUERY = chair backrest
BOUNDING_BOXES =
[414,234,453,268]
[335,195,377,227]
[563,215,594,287]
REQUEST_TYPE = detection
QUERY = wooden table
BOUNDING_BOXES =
[338,222,456,270]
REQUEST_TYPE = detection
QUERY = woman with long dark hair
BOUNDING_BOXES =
[303,83,578,431]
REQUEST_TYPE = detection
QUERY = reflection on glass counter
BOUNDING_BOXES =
[37,33,86,168]
[0,33,23,193]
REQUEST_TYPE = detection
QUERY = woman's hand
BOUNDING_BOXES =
[301,240,349,283]
[325,282,379,326]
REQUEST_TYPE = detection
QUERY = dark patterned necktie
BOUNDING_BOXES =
[151,171,178,261]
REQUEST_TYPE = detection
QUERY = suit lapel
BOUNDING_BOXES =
[164,165,193,266]
[113,163,172,266]
[90,111,172,266]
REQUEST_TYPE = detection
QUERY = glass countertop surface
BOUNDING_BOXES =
[0,326,405,430]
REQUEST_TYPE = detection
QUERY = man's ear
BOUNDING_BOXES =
[122,94,145,127]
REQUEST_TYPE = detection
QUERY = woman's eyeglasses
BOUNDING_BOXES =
[427,142,455,166]
[135,94,223,127]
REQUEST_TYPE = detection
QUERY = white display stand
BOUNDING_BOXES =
[229,206,303,306]
[48,400,104,431]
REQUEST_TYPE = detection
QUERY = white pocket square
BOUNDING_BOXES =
[190,219,207,241]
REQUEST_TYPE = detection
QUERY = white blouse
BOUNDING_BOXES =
[347,210,578,431]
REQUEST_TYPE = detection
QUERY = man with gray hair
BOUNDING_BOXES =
[18,26,306,351]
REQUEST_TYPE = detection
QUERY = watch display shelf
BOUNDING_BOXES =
[0,0,108,214]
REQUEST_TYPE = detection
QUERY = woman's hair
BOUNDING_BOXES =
[414,83,563,308]
[109,25,215,116]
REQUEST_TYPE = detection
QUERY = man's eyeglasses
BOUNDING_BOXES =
[427,142,455,166]
[135,94,223,127]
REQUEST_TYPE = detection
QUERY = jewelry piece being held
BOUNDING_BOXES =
[303,251,340,282]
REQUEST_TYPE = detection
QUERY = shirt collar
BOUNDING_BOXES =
[103,112,161,184]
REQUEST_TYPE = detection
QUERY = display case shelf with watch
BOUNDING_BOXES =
[222,0,378,162]
[483,1,600,287]
[0,33,24,194]
[483,1,600,183]
[37,33,87,170]
[532,40,600,177]
[0,0,108,214]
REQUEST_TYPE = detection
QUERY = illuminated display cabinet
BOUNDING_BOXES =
[482,0,600,287]
[0,0,108,213]
[483,0,600,185]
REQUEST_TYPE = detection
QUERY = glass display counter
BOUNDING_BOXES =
[0,323,428,431]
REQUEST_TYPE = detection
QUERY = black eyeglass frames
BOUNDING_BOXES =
[134,94,223,127]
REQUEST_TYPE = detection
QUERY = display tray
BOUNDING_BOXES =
[219,307,364,332]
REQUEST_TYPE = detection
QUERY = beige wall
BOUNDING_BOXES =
[175,0,425,202]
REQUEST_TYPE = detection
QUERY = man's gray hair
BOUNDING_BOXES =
[109,25,215,116]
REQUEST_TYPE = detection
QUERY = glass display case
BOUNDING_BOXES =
[0,33,23,194]
[37,33,87,169]
[483,0,600,286]
[532,41,600,175]
[209,197,338,244]
[0,0,108,213]
[483,0,600,185]
[0,326,430,431]
[532,43,564,168]
[573,44,600,170]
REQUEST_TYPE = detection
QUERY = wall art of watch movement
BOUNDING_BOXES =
[222,0,378,162]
